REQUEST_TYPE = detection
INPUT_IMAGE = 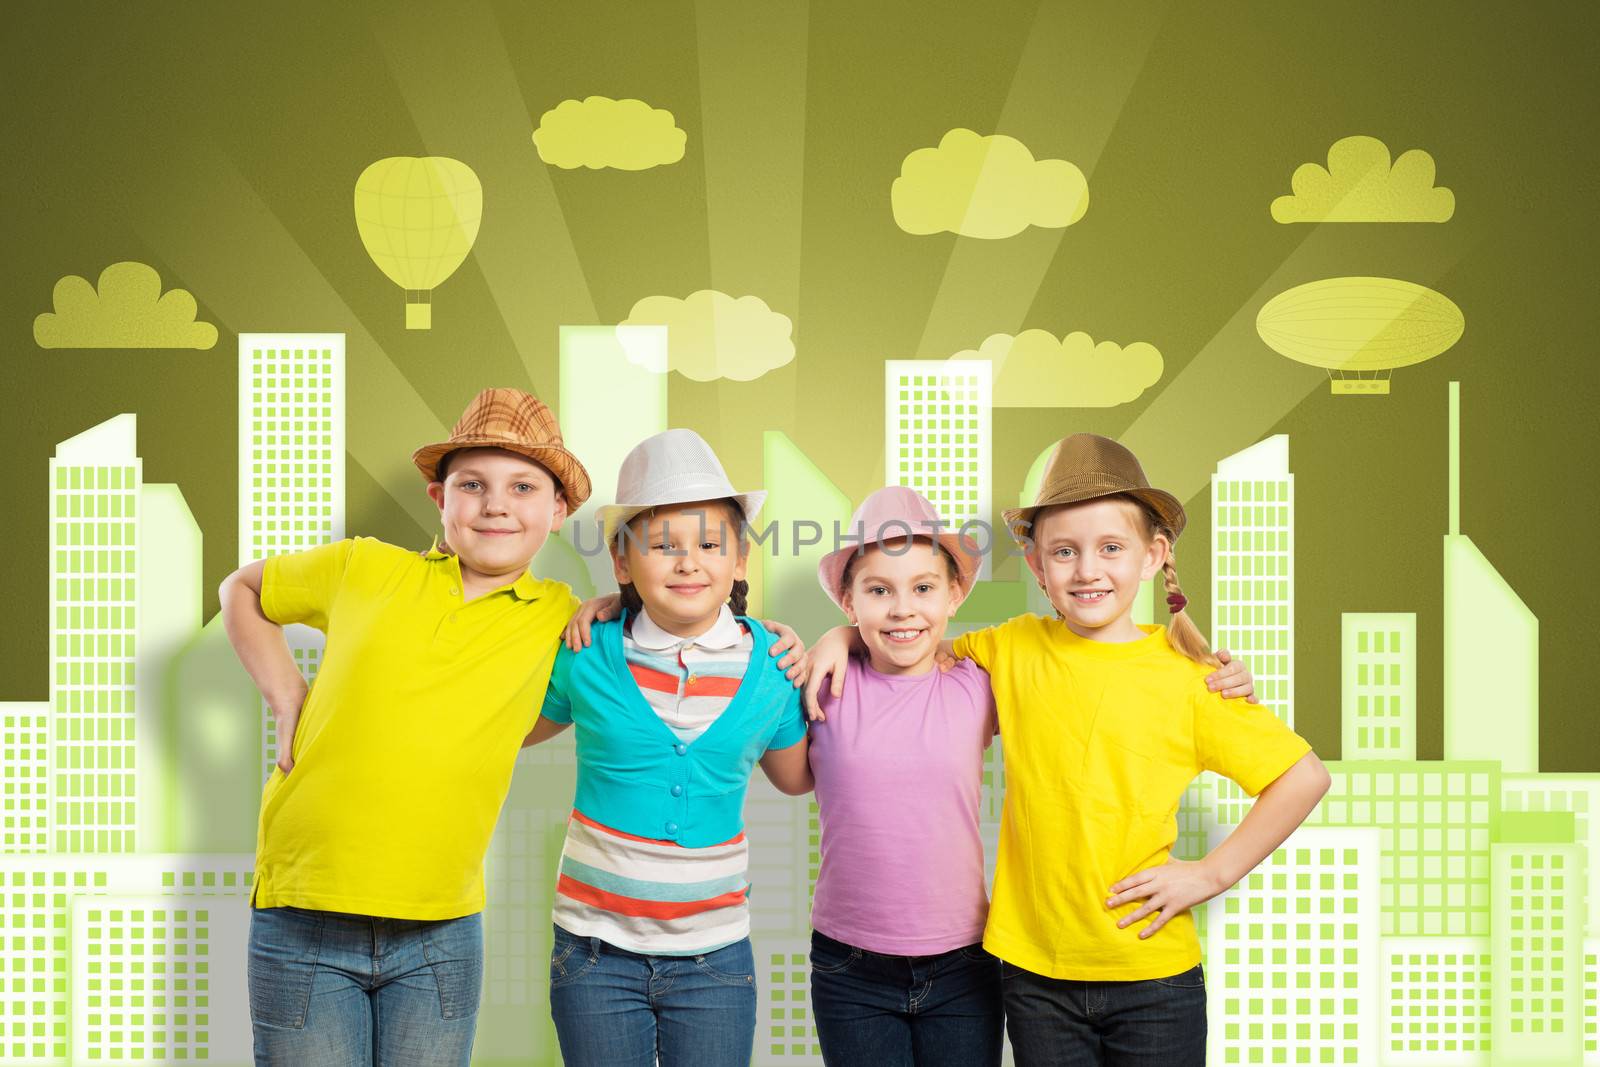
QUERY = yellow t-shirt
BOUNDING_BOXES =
[252,537,579,919]
[953,615,1311,981]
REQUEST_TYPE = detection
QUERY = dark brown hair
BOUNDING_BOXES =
[614,498,749,617]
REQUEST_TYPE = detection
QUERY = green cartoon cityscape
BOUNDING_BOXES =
[2,324,1594,1065]
[5,6,1596,1066]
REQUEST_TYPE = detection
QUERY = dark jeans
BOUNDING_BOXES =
[1001,960,1206,1067]
[247,906,482,1067]
[809,930,1004,1067]
[547,923,757,1067]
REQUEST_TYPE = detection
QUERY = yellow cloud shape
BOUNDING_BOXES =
[533,96,687,171]
[622,290,794,382]
[956,329,1162,407]
[1271,135,1455,223]
[892,129,1089,239]
[34,261,218,349]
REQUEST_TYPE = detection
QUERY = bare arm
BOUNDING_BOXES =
[521,717,572,748]
[1106,751,1332,937]
[1202,751,1332,887]
[758,737,814,796]
[219,560,307,773]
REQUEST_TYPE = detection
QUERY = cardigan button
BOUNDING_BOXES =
[674,743,688,756]
[665,822,679,837]
[671,785,683,797]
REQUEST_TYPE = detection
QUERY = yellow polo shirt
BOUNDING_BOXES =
[953,615,1310,981]
[251,536,579,919]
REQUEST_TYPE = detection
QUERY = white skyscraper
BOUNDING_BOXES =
[238,333,345,780]
[50,415,140,853]
[1211,434,1294,727]
[885,360,992,578]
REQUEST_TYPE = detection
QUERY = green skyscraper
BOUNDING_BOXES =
[557,325,667,596]
[1342,613,1417,761]
[1490,813,1584,1065]
[1,702,48,854]
[1443,382,1538,773]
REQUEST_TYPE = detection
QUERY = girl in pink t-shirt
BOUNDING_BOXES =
[806,487,1004,1067]
[805,487,1259,1067]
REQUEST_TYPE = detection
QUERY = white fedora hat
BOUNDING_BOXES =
[597,429,767,547]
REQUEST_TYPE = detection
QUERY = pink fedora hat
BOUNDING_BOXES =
[817,486,983,610]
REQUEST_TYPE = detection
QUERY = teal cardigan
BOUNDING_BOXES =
[539,611,806,847]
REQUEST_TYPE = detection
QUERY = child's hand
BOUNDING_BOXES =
[803,626,858,722]
[269,692,307,775]
[934,645,959,673]
[1206,649,1258,703]
[761,620,809,687]
[564,594,622,651]
[1106,858,1226,939]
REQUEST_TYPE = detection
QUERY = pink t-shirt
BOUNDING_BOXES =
[809,654,997,955]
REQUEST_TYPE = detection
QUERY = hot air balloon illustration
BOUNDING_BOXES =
[1256,276,1464,395]
[354,156,482,330]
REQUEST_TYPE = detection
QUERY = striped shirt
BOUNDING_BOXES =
[552,605,757,954]
[625,605,753,743]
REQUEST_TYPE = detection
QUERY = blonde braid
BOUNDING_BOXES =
[1161,548,1220,668]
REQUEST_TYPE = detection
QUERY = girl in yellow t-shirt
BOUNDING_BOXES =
[812,434,1329,1067]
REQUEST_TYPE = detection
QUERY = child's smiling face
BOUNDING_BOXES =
[426,448,567,583]
[1026,497,1167,642]
[613,500,748,637]
[841,538,962,675]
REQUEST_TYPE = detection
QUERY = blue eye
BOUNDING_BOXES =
[461,480,481,491]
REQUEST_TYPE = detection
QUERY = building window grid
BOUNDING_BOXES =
[1306,768,1492,938]
[78,905,211,1060]
[1504,785,1595,936]
[766,951,820,1058]
[0,868,110,1061]
[1504,850,1571,1036]
[1217,843,1369,1065]
[246,348,338,558]
[1583,941,1597,1055]
[2,711,50,852]
[50,479,138,854]
[1382,942,1491,1056]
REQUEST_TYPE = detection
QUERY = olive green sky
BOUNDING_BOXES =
[3,1,1596,767]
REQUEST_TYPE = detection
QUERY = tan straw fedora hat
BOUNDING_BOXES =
[1003,434,1186,548]
[411,387,592,508]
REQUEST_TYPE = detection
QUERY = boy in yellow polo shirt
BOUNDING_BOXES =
[220,388,590,1066]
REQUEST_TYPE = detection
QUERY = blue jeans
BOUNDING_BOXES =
[548,923,757,1067]
[247,906,482,1066]
[1001,960,1207,1066]
[809,930,1004,1067]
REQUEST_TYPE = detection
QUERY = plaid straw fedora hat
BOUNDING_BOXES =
[1002,434,1186,548]
[817,486,982,610]
[411,387,592,508]
[597,429,766,547]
